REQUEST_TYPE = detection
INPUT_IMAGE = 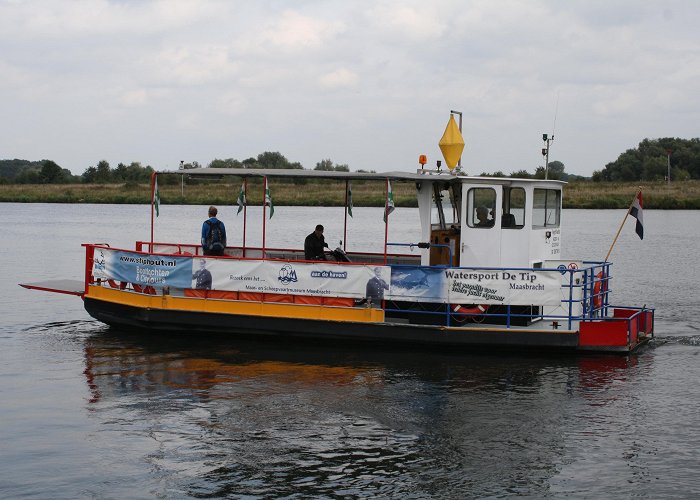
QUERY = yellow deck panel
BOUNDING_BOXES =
[86,285,384,323]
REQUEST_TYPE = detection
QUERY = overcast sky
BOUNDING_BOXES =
[1,1,698,177]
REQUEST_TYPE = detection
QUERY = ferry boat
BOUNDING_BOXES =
[20,124,654,354]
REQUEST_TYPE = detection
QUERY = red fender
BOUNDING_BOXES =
[131,283,157,295]
[107,279,127,290]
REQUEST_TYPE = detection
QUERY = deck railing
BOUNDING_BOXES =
[379,261,614,329]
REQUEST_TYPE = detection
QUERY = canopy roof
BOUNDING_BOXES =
[166,167,566,186]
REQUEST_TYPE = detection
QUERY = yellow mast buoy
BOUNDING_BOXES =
[438,115,465,171]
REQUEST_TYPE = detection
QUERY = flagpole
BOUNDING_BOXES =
[383,178,389,265]
[242,178,247,258]
[604,187,642,262]
[343,180,348,252]
[150,172,156,251]
[262,176,267,259]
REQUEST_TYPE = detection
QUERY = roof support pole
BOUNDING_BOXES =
[262,177,268,259]
[242,178,247,257]
[343,179,348,252]
[150,172,156,251]
[383,178,389,265]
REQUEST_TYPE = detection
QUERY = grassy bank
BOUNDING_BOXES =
[563,180,700,209]
[2,179,700,209]
[0,180,419,207]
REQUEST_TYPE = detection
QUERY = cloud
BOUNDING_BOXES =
[258,10,345,51]
[120,89,149,107]
[319,68,358,88]
[148,45,236,86]
[367,3,446,40]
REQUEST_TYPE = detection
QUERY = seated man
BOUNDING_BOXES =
[304,224,328,260]
[501,212,516,228]
[475,206,494,228]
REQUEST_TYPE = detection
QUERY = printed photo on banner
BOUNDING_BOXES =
[387,266,444,302]
[365,267,390,303]
[192,258,213,290]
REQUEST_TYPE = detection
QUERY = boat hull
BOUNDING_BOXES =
[84,296,589,352]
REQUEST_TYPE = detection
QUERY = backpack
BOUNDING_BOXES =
[205,219,225,251]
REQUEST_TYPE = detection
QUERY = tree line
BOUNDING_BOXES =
[2,137,699,184]
[477,160,582,181]
[0,152,355,185]
[592,138,700,182]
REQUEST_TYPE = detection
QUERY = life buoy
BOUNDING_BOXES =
[593,271,607,309]
[452,304,489,315]
[451,303,490,322]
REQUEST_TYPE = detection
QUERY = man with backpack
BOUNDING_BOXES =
[201,206,227,256]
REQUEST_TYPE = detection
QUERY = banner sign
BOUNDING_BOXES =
[93,248,563,306]
[194,258,392,300]
[92,248,192,288]
[387,266,561,305]
[445,268,562,306]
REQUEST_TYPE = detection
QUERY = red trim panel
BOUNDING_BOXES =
[579,320,629,347]
[19,279,85,297]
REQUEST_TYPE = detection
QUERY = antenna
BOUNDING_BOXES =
[542,92,559,180]
[552,91,559,137]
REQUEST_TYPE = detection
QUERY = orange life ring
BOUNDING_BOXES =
[452,304,489,315]
[593,271,607,309]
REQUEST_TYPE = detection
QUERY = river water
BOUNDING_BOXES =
[1,203,699,498]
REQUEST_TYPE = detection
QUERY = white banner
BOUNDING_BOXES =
[445,268,562,306]
[191,258,392,300]
[386,266,562,306]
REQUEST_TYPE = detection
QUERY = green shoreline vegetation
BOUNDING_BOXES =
[2,179,700,209]
[3,137,700,208]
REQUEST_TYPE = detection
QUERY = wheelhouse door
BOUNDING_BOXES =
[460,184,502,267]
[428,181,461,267]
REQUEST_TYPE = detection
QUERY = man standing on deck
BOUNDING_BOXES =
[304,224,328,260]
[201,206,227,256]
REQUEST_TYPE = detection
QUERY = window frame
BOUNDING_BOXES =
[532,188,561,228]
[466,187,497,229]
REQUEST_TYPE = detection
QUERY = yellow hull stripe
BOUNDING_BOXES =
[86,285,385,323]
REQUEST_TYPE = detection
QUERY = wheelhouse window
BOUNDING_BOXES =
[532,188,561,228]
[431,183,460,229]
[502,187,525,229]
[467,188,496,228]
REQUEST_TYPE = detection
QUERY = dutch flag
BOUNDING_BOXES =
[630,191,644,240]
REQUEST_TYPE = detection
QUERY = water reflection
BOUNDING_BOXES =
[76,328,654,497]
